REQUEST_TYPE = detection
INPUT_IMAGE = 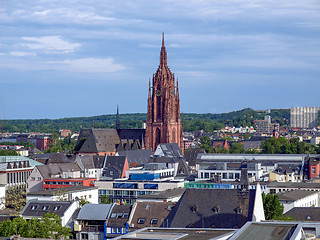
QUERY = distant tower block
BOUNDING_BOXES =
[145,33,183,151]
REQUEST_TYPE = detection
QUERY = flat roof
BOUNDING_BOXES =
[113,228,236,240]
[230,222,298,240]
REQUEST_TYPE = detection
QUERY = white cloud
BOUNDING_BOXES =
[10,51,36,56]
[57,58,125,73]
[0,57,125,73]
[21,36,81,53]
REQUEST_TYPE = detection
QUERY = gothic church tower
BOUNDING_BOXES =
[145,33,183,151]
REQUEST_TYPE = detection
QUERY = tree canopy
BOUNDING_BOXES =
[261,137,317,154]
[0,213,71,239]
[262,193,284,220]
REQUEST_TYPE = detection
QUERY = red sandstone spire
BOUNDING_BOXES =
[160,32,167,67]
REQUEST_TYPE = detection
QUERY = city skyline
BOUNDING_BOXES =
[1,0,319,119]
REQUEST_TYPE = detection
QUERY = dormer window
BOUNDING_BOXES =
[235,207,242,214]
[150,218,158,224]
[31,205,38,210]
[42,206,49,211]
[137,218,145,224]
[54,206,61,211]
[191,205,198,213]
[212,205,220,213]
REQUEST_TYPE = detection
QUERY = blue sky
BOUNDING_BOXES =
[0,0,319,119]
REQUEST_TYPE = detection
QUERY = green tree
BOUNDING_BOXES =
[5,186,26,212]
[101,195,112,204]
[0,150,19,156]
[262,193,284,220]
[79,198,90,207]
[199,136,214,153]
[229,142,245,154]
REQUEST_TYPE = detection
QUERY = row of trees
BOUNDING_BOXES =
[261,137,320,154]
[0,213,71,239]
[199,136,320,155]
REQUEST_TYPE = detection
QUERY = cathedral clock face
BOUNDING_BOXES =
[156,90,161,97]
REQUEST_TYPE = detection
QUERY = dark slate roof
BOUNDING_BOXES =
[36,163,81,179]
[130,202,176,229]
[277,190,316,201]
[267,181,320,189]
[248,136,270,141]
[284,207,320,221]
[272,164,302,175]
[148,156,177,164]
[76,155,106,169]
[106,204,132,228]
[137,188,185,201]
[21,200,74,218]
[33,152,71,165]
[102,156,127,179]
[105,156,126,170]
[117,129,145,143]
[163,188,255,229]
[117,149,153,166]
[241,141,262,150]
[76,129,120,153]
[156,143,182,158]
[77,204,113,221]
[184,148,206,167]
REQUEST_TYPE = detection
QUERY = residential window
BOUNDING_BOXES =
[111,213,117,218]
[228,173,234,179]
[137,218,145,224]
[37,177,41,181]
[123,213,128,218]
[117,213,123,218]
[42,206,49,210]
[223,173,227,179]
[235,173,240,179]
[110,171,114,175]
[150,219,158,224]
[312,167,316,174]
[204,172,209,178]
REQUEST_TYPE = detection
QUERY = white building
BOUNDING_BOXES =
[277,190,319,213]
[27,186,99,204]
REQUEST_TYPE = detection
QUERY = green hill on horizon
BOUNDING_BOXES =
[0,108,289,133]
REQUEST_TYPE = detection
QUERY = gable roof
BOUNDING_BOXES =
[284,207,320,221]
[106,204,132,228]
[164,188,256,229]
[184,148,206,167]
[76,155,106,169]
[76,129,120,153]
[21,200,74,218]
[277,190,317,202]
[117,149,153,166]
[77,203,114,221]
[36,163,81,179]
[130,202,176,229]
[154,143,182,158]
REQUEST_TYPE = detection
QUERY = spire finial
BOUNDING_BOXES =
[162,32,165,47]
[160,33,167,67]
[116,105,120,129]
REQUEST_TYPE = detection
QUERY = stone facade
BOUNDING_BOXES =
[145,34,183,151]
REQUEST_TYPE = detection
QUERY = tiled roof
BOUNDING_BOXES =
[21,200,73,218]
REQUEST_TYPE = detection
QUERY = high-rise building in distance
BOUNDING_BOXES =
[290,107,320,129]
